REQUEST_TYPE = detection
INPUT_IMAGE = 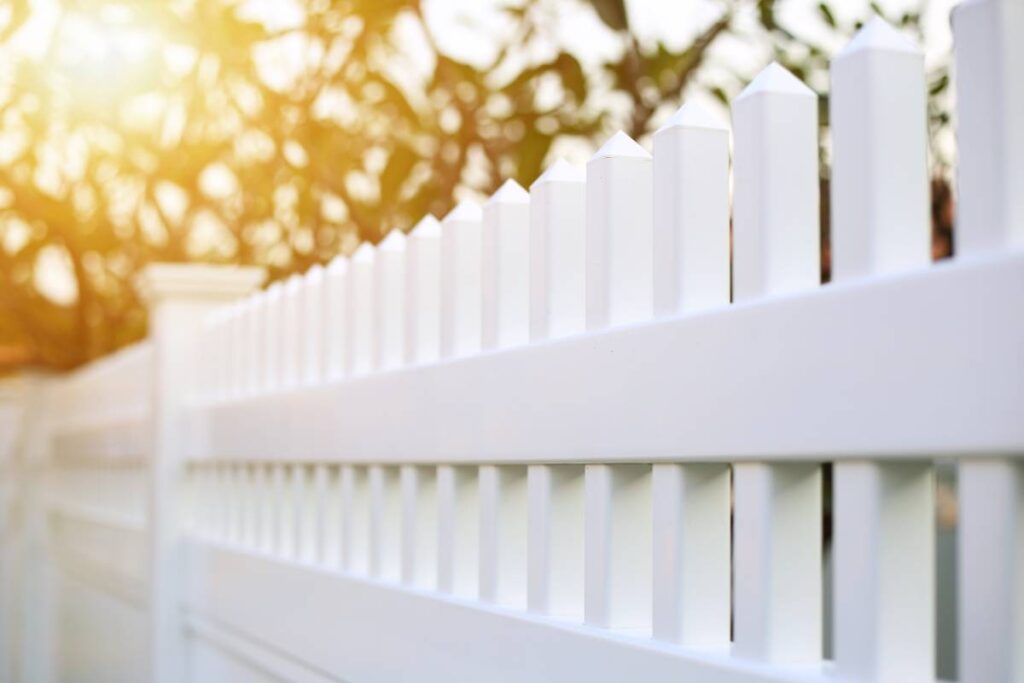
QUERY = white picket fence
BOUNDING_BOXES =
[1,6,1022,683]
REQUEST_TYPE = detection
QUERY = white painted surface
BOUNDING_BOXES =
[5,12,1024,680]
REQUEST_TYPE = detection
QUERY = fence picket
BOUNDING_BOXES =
[527,464,585,619]
[263,281,284,393]
[441,202,484,359]
[651,463,730,649]
[324,256,350,381]
[584,464,652,634]
[953,0,1024,253]
[400,465,438,588]
[375,229,407,372]
[652,104,730,316]
[529,159,586,342]
[482,180,531,351]
[478,465,528,608]
[437,464,480,599]
[350,243,376,376]
[830,18,936,682]
[302,265,326,386]
[282,275,303,390]
[585,132,653,330]
[405,215,443,365]
[732,62,822,666]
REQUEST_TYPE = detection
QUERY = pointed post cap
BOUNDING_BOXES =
[656,102,729,135]
[378,227,408,251]
[326,253,349,275]
[410,214,442,237]
[836,16,921,59]
[590,130,651,162]
[443,199,483,223]
[531,158,585,188]
[486,178,530,205]
[135,263,266,308]
[735,62,816,103]
[352,241,376,263]
[305,262,325,281]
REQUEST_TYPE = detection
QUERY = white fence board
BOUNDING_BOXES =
[200,250,1024,464]
[185,542,818,683]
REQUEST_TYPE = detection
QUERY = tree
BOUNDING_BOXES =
[0,0,951,371]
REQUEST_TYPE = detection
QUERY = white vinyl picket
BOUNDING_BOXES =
[4,9,1023,683]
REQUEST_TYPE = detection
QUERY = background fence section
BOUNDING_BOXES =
[1,4,1022,682]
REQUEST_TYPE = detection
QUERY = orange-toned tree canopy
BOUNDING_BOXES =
[0,0,951,370]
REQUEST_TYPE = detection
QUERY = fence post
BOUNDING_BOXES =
[135,263,265,683]
[953,0,1023,254]
[731,62,822,666]
[954,3,1024,681]
[830,18,936,681]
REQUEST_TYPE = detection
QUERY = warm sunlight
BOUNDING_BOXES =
[50,8,166,97]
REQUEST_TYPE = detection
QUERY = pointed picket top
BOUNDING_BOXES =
[326,253,348,274]
[411,214,441,237]
[657,102,729,134]
[735,62,815,102]
[487,178,530,205]
[305,262,324,283]
[443,199,483,222]
[378,228,407,251]
[352,241,376,263]
[285,272,302,291]
[837,16,920,59]
[531,158,585,187]
[590,130,651,161]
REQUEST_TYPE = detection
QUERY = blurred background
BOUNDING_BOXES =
[0,0,955,372]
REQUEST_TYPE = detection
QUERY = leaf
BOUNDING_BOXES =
[555,53,587,103]
[587,0,629,32]
[929,74,949,96]
[817,3,837,29]
[380,143,419,199]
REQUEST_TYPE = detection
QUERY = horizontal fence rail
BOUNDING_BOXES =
[2,5,1022,683]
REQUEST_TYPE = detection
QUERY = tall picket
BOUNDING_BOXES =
[830,18,935,682]
[954,2,1024,681]
[731,62,822,665]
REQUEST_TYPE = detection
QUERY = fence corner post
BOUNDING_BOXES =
[135,263,265,683]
